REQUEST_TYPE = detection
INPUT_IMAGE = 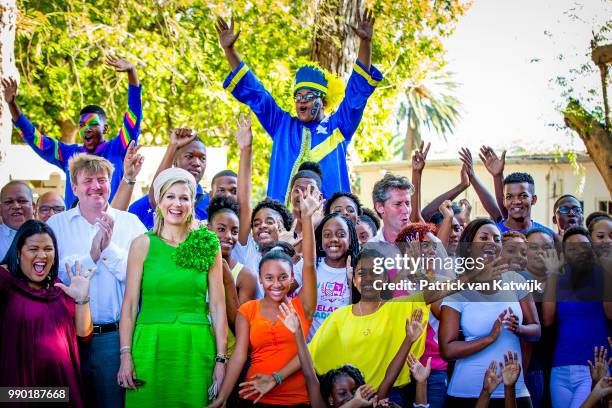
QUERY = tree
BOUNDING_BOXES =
[5,0,470,196]
[0,0,18,187]
[393,73,461,160]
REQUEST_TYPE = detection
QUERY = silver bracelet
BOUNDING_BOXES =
[74,297,90,305]
[120,346,132,354]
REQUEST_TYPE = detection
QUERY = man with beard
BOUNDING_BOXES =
[552,194,584,237]
[496,172,554,235]
[0,181,35,260]
[2,57,142,208]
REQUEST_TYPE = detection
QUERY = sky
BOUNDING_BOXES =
[422,0,610,158]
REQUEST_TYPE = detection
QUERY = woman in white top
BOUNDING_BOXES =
[439,218,540,407]
[310,212,360,339]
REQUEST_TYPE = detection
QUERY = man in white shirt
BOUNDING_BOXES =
[47,154,145,408]
[0,181,35,260]
[368,173,414,244]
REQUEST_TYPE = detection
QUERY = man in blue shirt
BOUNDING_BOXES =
[128,129,239,229]
[2,57,142,207]
[215,10,382,202]
[496,172,554,234]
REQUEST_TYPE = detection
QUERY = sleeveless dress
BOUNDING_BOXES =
[126,233,216,407]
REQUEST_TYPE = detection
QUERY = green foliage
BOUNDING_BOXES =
[13,0,469,196]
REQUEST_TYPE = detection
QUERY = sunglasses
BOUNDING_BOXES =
[294,93,320,103]
[557,206,582,215]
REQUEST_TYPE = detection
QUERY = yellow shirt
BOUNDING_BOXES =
[309,293,428,389]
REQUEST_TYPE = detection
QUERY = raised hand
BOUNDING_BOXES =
[298,185,323,218]
[500,351,521,387]
[458,148,475,180]
[239,373,276,403]
[1,77,18,104]
[234,112,253,150]
[346,255,353,284]
[588,345,612,384]
[105,55,135,73]
[405,308,425,342]
[215,16,241,49]
[482,360,501,395]
[123,140,144,180]
[439,200,454,219]
[542,249,564,275]
[352,384,376,406]
[278,301,300,334]
[55,261,94,302]
[411,141,431,174]
[479,146,506,177]
[458,198,472,226]
[351,8,375,41]
[170,127,197,149]
[96,212,115,252]
[407,353,431,384]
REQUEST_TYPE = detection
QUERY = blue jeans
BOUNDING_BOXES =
[427,369,448,408]
[525,369,544,408]
[80,331,124,408]
[550,365,591,408]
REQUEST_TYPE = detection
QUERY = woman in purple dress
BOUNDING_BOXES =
[0,220,93,407]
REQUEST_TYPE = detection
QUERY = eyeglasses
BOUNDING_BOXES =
[557,206,582,215]
[294,92,320,103]
[38,205,66,214]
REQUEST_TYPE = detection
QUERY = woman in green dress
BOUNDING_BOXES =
[117,167,228,406]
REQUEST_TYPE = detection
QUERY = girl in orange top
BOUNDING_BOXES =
[209,187,320,407]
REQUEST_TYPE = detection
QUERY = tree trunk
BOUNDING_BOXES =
[59,119,77,144]
[309,0,360,79]
[563,99,612,195]
[592,44,611,130]
[0,0,17,187]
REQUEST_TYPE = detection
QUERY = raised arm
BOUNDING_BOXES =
[479,146,507,220]
[439,306,506,361]
[378,309,424,398]
[2,77,72,169]
[147,128,197,208]
[215,17,243,71]
[235,114,253,245]
[105,57,143,153]
[278,302,327,408]
[459,148,503,221]
[410,141,430,223]
[542,249,563,327]
[422,164,470,222]
[501,351,521,408]
[476,361,501,408]
[298,186,321,319]
[436,200,455,248]
[351,8,374,70]
[117,234,148,390]
[111,141,144,210]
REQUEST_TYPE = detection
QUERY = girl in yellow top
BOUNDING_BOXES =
[308,247,429,406]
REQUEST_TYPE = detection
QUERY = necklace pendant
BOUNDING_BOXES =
[363,328,370,336]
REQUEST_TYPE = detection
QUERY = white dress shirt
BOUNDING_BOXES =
[0,223,17,261]
[47,206,146,324]
[368,227,391,243]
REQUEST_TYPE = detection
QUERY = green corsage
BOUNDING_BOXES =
[172,227,220,272]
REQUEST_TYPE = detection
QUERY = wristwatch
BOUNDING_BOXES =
[215,355,229,364]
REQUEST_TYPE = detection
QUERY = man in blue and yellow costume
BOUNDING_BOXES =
[216,10,382,202]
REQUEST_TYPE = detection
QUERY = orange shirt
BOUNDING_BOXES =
[238,296,311,405]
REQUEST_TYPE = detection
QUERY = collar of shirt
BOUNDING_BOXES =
[67,203,119,222]
[0,223,16,239]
